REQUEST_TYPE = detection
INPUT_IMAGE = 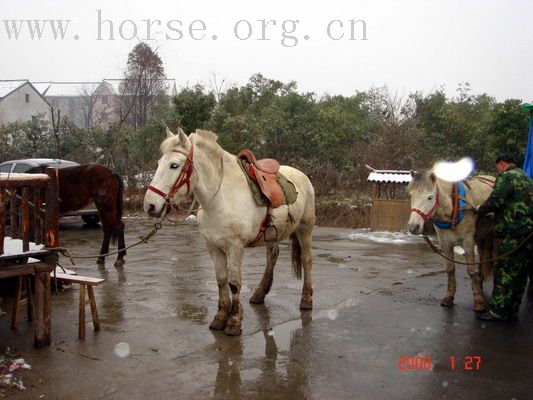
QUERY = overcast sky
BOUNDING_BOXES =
[1,0,532,101]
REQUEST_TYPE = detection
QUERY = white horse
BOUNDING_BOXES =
[144,128,315,335]
[407,170,495,312]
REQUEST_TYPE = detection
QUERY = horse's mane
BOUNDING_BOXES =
[160,135,181,154]
[195,129,219,142]
[407,170,434,192]
[160,129,221,154]
[191,129,224,158]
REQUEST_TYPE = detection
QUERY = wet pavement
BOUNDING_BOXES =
[1,217,532,399]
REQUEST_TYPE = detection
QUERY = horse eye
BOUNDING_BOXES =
[428,195,434,200]
[170,163,180,170]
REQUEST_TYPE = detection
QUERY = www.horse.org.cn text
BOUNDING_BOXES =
[1,11,369,47]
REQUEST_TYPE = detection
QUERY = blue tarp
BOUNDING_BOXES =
[525,117,533,178]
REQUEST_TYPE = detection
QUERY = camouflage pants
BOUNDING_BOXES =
[490,235,533,318]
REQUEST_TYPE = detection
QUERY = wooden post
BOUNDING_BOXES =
[44,169,59,248]
[87,286,100,332]
[33,265,52,347]
[10,190,18,239]
[79,284,86,340]
[0,189,5,255]
[21,187,30,252]
[11,276,23,329]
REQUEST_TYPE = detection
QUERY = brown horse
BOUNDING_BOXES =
[49,164,126,266]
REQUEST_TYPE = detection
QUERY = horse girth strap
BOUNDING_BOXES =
[432,182,467,229]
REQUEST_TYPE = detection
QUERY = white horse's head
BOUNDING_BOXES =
[144,127,193,218]
[407,170,439,235]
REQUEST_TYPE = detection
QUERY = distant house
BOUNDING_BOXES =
[34,82,101,128]
[0,80,50,126]
[33,78,178,128]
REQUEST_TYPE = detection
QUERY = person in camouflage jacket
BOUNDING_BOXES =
[477,154,533,321]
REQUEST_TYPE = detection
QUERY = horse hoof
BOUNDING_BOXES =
[474,303,487,313]
[224,323,242,336]
[249,288,266,304]
[299,299,313,310]
[209,317,227,331]
[96,258,105,266]
[440,297,454,307]
[114,260,125,267]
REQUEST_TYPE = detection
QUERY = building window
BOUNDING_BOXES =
[25,94,30,103]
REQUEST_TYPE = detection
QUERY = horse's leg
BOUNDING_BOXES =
[440,241,456,307]
[207,244,230,331]
[225,244,244,336]
[250,244,279,304]
[98,223,111,265]
[114,220,126,267]
[296,225,313,310]
[464,239,486,312]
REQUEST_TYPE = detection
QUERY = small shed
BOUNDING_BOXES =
[366,166,412,232]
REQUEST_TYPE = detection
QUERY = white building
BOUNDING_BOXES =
[0,80,50,126]
[1,78,178,128]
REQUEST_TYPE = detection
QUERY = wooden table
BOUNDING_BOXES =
[0,250,57,347]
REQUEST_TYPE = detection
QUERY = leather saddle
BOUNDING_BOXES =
[238,149,284,208]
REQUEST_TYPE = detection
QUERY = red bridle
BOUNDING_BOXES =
[148,143,194,209]
[411,187,440,223]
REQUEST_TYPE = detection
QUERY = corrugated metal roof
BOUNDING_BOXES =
[0,80,29,98]
[367,171,412,183]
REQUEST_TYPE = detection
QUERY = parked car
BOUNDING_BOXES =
[0,158,100,225]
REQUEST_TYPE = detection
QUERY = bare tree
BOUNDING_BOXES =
[209,72,229,103]
[122,42,166,128]
[50,106,62,159]
[80,85,99,128]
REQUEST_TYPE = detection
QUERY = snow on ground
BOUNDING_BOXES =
[345,229,468,255]
[345,229,422,245]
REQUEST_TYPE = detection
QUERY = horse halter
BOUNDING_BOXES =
[411,186,440,224]
[148,143,194,209]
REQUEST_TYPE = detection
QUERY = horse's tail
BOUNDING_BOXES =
[114,172,124,220]
[475,214,495,281]
[110,171,125,244]
[290,233,303,279]
[479,242,494,282]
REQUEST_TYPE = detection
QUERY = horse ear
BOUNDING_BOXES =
[430,172,436,183]
[410,169,416,177]
[166,127,175,138]
[177,127,191,150]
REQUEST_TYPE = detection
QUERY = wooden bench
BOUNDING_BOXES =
[51,273,105,339]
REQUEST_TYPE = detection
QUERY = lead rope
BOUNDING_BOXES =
[45,218,167,265]
[422,230,533,266]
